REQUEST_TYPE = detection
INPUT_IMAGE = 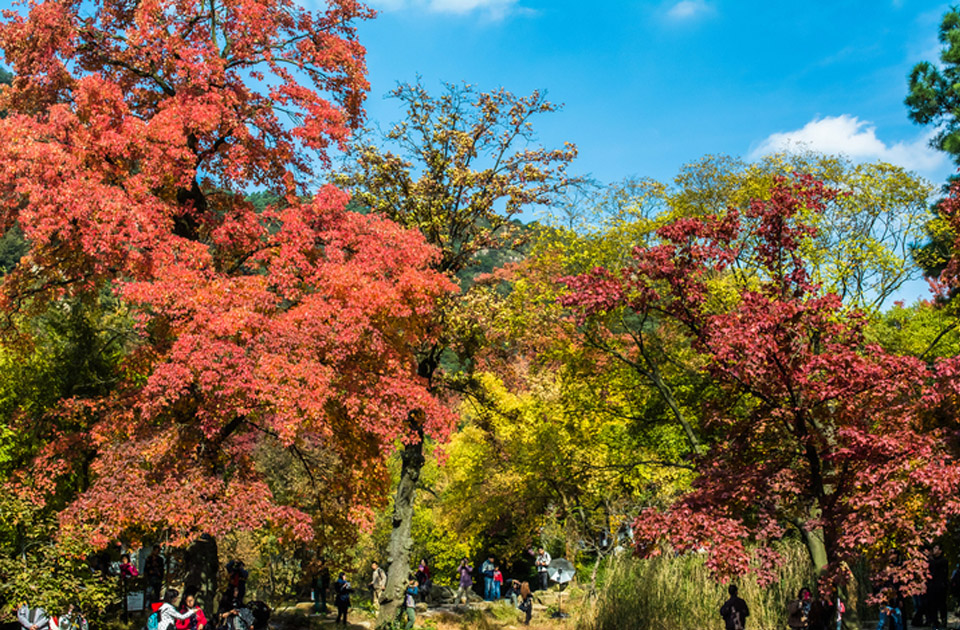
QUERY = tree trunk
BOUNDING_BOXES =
[184,534,220,612]
[377,435,424,627]
[799,523,829,574]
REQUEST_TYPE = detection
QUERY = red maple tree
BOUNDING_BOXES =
[0,0,456,546]
[561,175,960,596]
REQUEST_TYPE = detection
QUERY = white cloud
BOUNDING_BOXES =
[750,115,946,175]
[373,0,520,18]
[666,0,713,20]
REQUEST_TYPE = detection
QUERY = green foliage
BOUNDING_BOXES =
[0,296,128,480]
[0,493,114,618]
[907,7,960,165]
[581,543,814,630]
[0,224,27,274]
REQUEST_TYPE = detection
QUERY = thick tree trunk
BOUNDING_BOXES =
[376,435,424,627]
[184,534,219,612]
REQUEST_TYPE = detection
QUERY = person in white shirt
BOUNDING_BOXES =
[158,589,197,630]
[17,603,49,630]
[534,548,551,591]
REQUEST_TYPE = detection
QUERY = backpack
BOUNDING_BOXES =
[722,600,744,630]
[144,602,162,630]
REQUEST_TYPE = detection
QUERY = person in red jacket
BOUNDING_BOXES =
[176,593,206,630]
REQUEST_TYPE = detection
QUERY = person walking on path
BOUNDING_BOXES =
[787,587,812,630]
[534,548,551,592]
[720,585,749,630]
[927,544,949,630]
[17,602,48,630]
[333,573,352,626]
[157,590,197,630]
[518,582,533,626]
[492,566,503,601]
[368,561,386,616]
[144,547,165,603]
[481,556,495,601]
[456,559,473,605]
[312,559,330,614]
[404,576,419,630]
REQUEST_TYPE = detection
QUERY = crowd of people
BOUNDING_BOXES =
[306,548,552,628]
[717,543,960,630]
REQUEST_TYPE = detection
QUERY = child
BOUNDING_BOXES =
[492,567,503,600]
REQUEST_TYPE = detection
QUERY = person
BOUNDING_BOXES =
[17,602,49,630]
[56,604,87,630]
[507,579,522,608]
[534,548,551,591]
[158,590,197,630]
[492,566,503,601]
[120,554,139,579]
[926,543,949,630]
[368,561,386,616]
[481,556,495,601]
[808,590,836,630]
[415,559,431,604]
[518,582,533,626]
[217,586,243,630]
[145,547,166,603]
[176,593,207,630]
[404,576,418,630]
[333,572,352,626]
[787,587,812,630]
[225,561,248,603]
[456,559,473,605]
[312,559,330,614]
[876,590,904,630]
[720,585,749,630]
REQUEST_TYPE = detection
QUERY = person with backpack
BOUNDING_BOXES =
[368,561,386,616]
[720,585,749,630]
[333,572,352,626]
[518,582,533,626]
[153,590,197,630]
[481,556,495,601]
[176,592,207,630]
[403,575,419,630]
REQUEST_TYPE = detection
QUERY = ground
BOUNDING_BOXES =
[273,587,582,630]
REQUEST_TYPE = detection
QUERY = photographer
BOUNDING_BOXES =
[877,591,903,630]
[455,559,473,605]
[403,576,419,630]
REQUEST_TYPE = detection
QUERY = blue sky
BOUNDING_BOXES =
[358,0,957,187]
